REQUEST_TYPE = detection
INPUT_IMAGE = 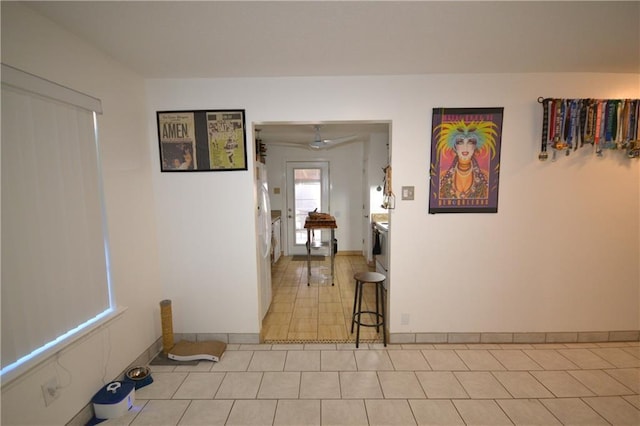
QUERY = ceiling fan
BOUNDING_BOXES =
[307,125,357,150]
[262,125,358,150]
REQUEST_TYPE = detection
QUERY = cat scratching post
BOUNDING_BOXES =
[158,299,226,362]
[160,299,174,355]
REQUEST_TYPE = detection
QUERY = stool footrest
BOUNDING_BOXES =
[352,312,384,328]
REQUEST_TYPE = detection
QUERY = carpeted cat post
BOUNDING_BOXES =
[158,299,227,363]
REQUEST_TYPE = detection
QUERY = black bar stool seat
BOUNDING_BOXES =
[351,271,387,348]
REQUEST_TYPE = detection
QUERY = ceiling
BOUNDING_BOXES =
[25,1,640,79]
[21,1,639,146]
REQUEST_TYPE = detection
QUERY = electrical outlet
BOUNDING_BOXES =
[41,376,60,406]
[401,313,410,325]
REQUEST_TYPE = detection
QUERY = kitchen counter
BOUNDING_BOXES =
[371,213,388,225]
[372,213,389,232]
[375,221,389,232]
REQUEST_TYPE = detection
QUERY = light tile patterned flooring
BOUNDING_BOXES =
[101,256,640,425]
[105,341,639,425]
[262,255,384,343]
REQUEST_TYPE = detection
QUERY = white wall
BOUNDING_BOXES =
[1,4,162,425]
[389,74,640,334]
[2,3,638,424]
[147,73,639,339]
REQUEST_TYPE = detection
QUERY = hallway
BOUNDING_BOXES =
[261,255,385,344]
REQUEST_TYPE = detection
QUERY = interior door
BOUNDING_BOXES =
[285,161,329,256]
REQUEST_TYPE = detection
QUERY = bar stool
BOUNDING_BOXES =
[351,271,387,348]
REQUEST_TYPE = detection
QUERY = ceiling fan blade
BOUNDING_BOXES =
[309,134,359,150]
[262,127,360,151]
[322,134,358,144]
[266,141,309,149]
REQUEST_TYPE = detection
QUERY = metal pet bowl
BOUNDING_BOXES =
[125,366,153,389]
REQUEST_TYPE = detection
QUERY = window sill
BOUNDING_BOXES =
[1,306,128,388]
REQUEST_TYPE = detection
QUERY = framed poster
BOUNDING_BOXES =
[429,107,503,213]
[157,109,247,172]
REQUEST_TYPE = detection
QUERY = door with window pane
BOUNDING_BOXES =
[285,161,329,255]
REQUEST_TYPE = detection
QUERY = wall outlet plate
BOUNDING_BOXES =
[42,376,60,406]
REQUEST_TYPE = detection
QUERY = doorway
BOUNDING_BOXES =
[285,161,330,256]
[254,120,391,343]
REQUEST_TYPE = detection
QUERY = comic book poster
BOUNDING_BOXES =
[157,112,197,171]
[429,107,503,213]
[206,111,246,170]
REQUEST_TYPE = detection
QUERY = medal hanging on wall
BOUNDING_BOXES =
[546,99,558,161]
[567,99,578,154]
[583,99,596,146]
[551,99,566,160]
[538,97,551,161]
[616,99,627,150]
[539,97,640,160]
[603,100,618,151]
[629,100,640,158]
[594,100,604,156]
[563,99,577,156]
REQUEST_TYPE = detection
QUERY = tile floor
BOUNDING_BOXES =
[101,341,639,425]
[261,255,384,343]
[99,255,640,425]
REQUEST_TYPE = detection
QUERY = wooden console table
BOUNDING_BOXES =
[304,216,337,286]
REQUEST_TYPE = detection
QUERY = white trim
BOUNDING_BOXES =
[1,63,102,113]
[0,307,128,388]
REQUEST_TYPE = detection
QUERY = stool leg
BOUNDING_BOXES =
[350,279,360,333]
[375,281,380,333]
[355,281,364,348]
[380,282,386,347]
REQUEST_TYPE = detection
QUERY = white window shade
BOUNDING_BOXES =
[1,64,111,379]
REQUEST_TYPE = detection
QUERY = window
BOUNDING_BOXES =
[1,64,112,382]
[293,168,323,244]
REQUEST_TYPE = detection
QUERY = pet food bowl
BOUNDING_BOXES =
[125,366,153,389]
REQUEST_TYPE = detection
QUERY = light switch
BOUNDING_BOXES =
[273,187,280,194]
[401,186,414,200]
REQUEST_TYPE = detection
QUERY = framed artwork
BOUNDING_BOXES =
[429,107,504,213]
[157,109,247,172]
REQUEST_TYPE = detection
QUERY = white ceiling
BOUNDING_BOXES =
[21,1,639,145]
[26,1,640,79]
